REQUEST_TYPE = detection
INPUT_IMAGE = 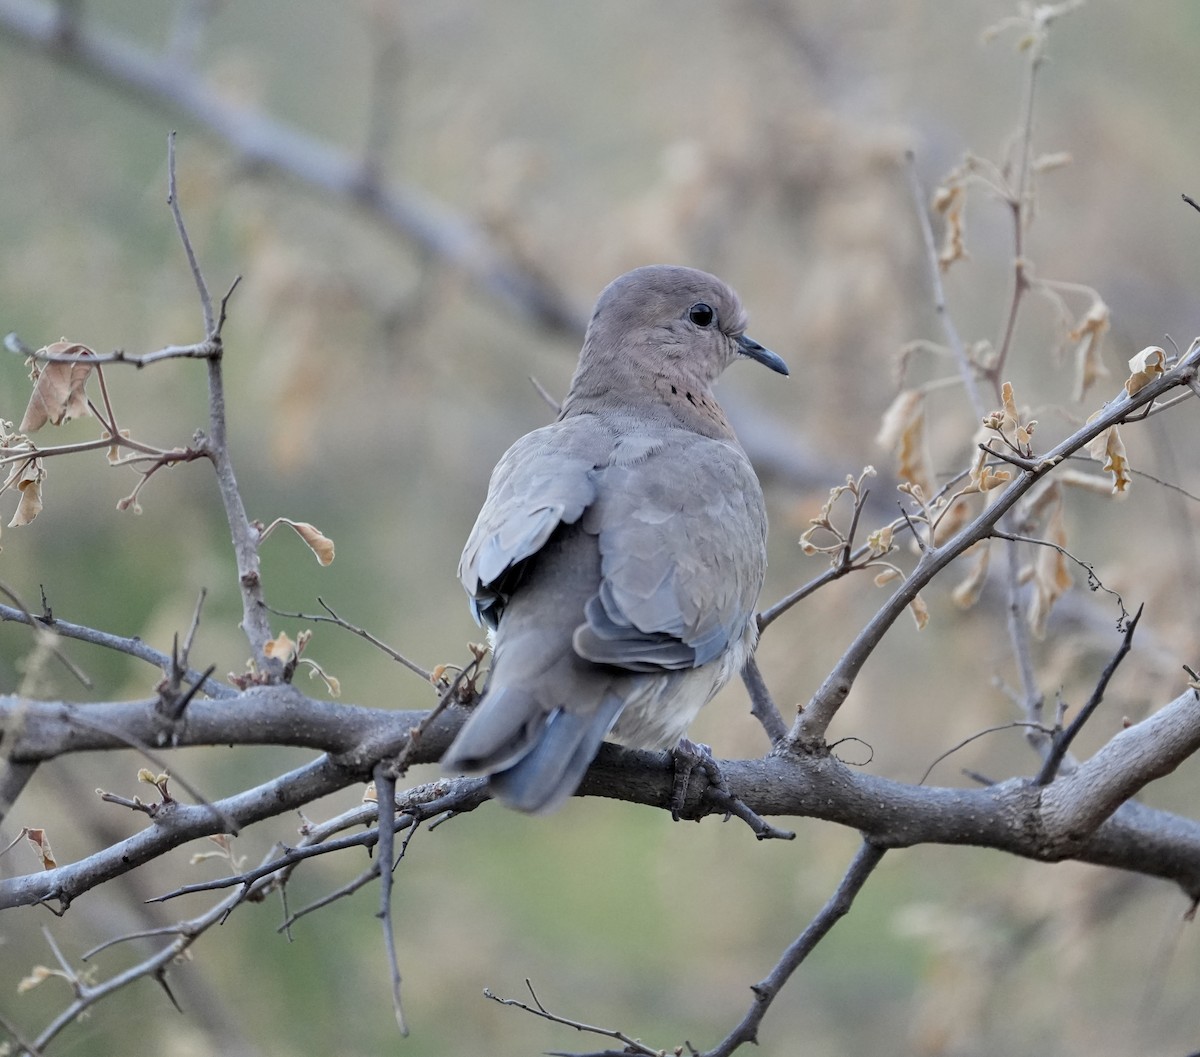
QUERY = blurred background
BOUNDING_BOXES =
[2,1,1200,1054]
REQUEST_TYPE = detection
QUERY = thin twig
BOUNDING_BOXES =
[919,721,1055,785]
[373,765,409,1037]
[905,150,985,418]
[9,338,219,366]
[167,130,213,334]
[484,979,661,1057]
[0,583,91,688]
[740,654,786,746]
[68,709,239,834]
[701,840,887,1057]
[265,598,433,682]
[1037,603,1144,785]
[529,375,563,415]
[0,602,230,697]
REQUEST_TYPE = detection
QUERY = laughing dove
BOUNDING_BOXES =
[442,265,787,812]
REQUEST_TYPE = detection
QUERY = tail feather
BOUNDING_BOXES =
[487,693,624,813]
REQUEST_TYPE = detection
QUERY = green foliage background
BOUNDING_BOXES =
[2,2,1200,1055]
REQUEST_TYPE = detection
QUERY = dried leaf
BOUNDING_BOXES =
[1057,468,1121,496]
[877,390,933,496]
[5,458,45,527]
[1033,151,1073,173]
[966,447,1011,494]
[17,966,57,993]
[1124,345,1166,396]
[986,382,1036,449]
[263,517,336,566]
[867,525,894,557]
[952,541,991,609]
[1027,485,1073,637]
[873,567,901,587]
[1068,299,1110,402]
[20,343,95,433]
[302,658,342,697]
[23,826,56,870]
[263,631,298,663]
[908,594,930,630]
[932,184,967,271]
[1085,415,1131,495]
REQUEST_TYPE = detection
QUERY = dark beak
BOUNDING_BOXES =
[737,334,789,376]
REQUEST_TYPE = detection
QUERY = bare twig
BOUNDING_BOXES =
[265,598,433,682]
[740,654,786,745]
[0,602,231,698]
[529,374,563,415]
[905,150,985,418]
[484,979,661,1057]
[161,136,276,674]
[919,721,1055,785]
[373,765,409,1036]
[168,130,213,333]
[1037,603,1144,785]
[701,840,886,1057]
[8,335,219,366]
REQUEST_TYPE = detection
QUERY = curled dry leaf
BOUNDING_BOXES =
[1057,467,1123,496]
[20,342,96,433]
[908,593,930,631]
[17,966,60,993]
[262,517,336,566]
[1124,345,1166,396]
[5,457,45,527]
[877,390,934,497]
[1068,298,1110,402]
[952,541,991,609]
[932,183,967,271]
[23,826,57,870]
[1085,415,1131,495]
[263,630,298,664]
[1032,151,1073,173]
[1027,484,1073,638]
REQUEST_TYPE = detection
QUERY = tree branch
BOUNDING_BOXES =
[0,0,586,339]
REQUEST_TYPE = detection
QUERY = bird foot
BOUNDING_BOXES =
[669,738,729,821]
[668,739,797,840]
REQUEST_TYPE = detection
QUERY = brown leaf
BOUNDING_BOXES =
[20,343,96,433]
[877,390,933,496]
[1068,299,1110,402]
[1027,485,1073,638]
[908,593,930,630]
[952,541,991,610]
[5,457,45,527]
[263,517,336,566]
[263,631,298,664]
[23,826,57,870]
[1085,416,1131,495]
[1124,345,1165,397]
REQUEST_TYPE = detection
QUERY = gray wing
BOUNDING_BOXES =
[458,417,609,628]
[575,434,767,671]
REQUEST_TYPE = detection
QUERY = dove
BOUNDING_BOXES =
[442,265,787,812]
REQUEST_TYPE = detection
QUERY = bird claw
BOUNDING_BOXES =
[669,738,730,821]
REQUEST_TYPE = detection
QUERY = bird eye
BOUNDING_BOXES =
[688,302,715,328]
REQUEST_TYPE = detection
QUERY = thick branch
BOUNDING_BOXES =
[4,686,1200,908]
